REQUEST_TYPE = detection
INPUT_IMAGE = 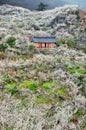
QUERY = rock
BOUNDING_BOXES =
[32,24,40,30]
[53,69,67,80]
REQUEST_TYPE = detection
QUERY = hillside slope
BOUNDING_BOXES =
[0,5,86,130]
[0,46,86,130]
[0,4,86,48]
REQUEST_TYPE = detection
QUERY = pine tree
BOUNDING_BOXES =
[37,2,48,11]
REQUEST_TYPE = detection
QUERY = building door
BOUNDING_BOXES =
[45,43,47,48]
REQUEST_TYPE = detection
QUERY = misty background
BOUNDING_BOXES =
[0,0,86,10]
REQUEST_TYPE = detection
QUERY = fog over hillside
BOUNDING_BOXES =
[1,0,86,10]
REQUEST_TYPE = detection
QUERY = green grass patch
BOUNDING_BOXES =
[81,116,86,130]
[67,67,75,74]
[77,69,86,75]
[74,109,84,117]
[6,82,18,95]
[19,80,37,91]
[42,80,55,94]
[54,58,61,63]
[58,39,76,48]
[38,81,70,104]
[42,81,69,102]
[6,128,13,130]
[57,85,68,97]
[42,80,53,89]
[3,75,13,84]
[36,96,51,104]
[66,65,86,75]
[68,109,85,124]
[56,84,70,102]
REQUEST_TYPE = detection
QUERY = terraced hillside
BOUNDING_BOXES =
[0,46,86,130]
[0,5,86,130]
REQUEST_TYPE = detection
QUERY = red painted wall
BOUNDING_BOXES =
[36,43,56,49]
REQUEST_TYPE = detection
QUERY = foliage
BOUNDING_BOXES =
[36,96,51,104]
[5,36,16,48]
[57,85,67,97]
[3,75,13,84]
[74,109,84,117]
[6,83,18,95]
[81,116,86,130]
[58,39,66,45]
[37,2,48,11]
[28,44,35,52]
[55,58,61,63]
[19,80,37,91]
[6,128,13,130]
[58,39,76,48]
[75,10,80,20]
[42,80,53,93]
[66,66,86,75]
[80,86,86,98]
[43,82,51,89]
[28,82,37,91]
[42,81,69,102]
[66,39,76,48]
[0,43,8,51]
[69,109,85,124]
[84,27,86,32]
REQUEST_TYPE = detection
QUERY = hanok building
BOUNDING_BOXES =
[32,36,57,49]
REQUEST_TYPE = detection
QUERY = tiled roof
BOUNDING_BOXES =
[32,37,57,43]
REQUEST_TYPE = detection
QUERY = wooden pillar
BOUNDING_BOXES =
[48,43,50,48]
[40,43,42,48]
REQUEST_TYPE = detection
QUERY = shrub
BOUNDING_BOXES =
[6,83,18,95]
[4,75,12,84]
[6,128,13,130]
[66,39,76,48]
[74,109,84,117]
[28,44,35,57]
[19,80,37,91]
[80,86,86,98]
[42,80,53,93]
[28,82,37,91]
[58,39,76,48]
[28,44,35,52]
[57,85,67,97]
[75,10,80,20]
[84,27,86,32]
[6,36,16,48]
[66,66,86,75]
[58,39,66,45]
[82,117,86,130]
[0,44,8,51]
[36,96,51,104]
